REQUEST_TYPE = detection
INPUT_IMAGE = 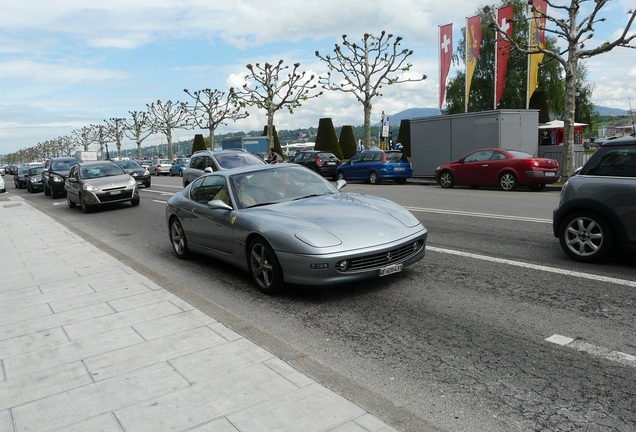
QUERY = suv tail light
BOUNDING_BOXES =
[315,157,323,164]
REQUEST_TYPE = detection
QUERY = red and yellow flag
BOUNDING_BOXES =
[528,0,547,106]
[465,14,482,112]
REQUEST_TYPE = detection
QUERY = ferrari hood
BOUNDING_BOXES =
[250,193,423,249]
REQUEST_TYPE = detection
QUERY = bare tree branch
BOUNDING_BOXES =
[316,31,426,147]
[230,60,322,153]
[146,100,191,160]
[184,88,249,148]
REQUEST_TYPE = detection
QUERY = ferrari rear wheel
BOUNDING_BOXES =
[248,238,283,294]
[169,218,189,259]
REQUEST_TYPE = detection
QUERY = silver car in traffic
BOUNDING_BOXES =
[65,161,140,213]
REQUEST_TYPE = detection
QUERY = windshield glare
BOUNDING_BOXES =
[230,167,337,208]
[216,153,265,169]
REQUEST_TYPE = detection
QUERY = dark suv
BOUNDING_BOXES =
[553,136,636,262]
[42,156,80,198]
[290,150,341,180]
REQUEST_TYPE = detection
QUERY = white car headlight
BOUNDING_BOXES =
[83,183,99,192]
[128,178,136,186]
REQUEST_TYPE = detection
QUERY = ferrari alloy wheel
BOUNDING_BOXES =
[248,238,283,294]
[169,219,189,259]
[439,171,454,188]
[499,172,518,191]
[559,211,613,263]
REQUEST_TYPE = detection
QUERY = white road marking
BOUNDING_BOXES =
[407,206,551,224]
[546,334,636,369]
[427,246,636,288]
[142,189,175,196]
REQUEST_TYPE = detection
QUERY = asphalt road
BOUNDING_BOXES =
[3,174,635,432]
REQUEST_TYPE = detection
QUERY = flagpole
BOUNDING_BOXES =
[439,25,442,114]
[526,2,531,109]
[494,14,498,110]
[465,16,468,113]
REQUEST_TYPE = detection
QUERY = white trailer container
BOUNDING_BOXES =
[409,109,539,177]
[75,151,98,161]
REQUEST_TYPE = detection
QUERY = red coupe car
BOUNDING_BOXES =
[435,148,560,191]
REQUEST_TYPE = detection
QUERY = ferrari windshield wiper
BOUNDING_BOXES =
[293,192,331,201]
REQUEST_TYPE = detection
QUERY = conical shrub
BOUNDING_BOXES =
[191,134,207,154]
[315,118,342,158]
[338,125,356,159]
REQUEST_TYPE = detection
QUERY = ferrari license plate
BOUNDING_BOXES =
[379,263,402,276]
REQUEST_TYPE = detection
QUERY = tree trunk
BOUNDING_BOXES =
[363,101,372,148]
[562,38,580,181]
[266,108,275,151]
[166,129,174,160]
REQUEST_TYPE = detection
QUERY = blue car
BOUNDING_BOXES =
[336,150,412,184]
[169,157,190,177]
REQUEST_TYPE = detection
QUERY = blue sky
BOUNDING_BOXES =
[1,0,634,155]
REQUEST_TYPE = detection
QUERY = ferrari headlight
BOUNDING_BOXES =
[390,209,420,228]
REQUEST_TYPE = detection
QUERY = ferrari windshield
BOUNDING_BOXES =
[229,166,338,209]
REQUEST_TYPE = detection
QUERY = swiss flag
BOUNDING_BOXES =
[439,23,453,111]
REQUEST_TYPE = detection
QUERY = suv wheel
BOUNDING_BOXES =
[44,183,51,196]
[559,211,613,262]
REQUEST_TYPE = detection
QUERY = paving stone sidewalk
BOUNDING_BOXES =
[0,197,399,432]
